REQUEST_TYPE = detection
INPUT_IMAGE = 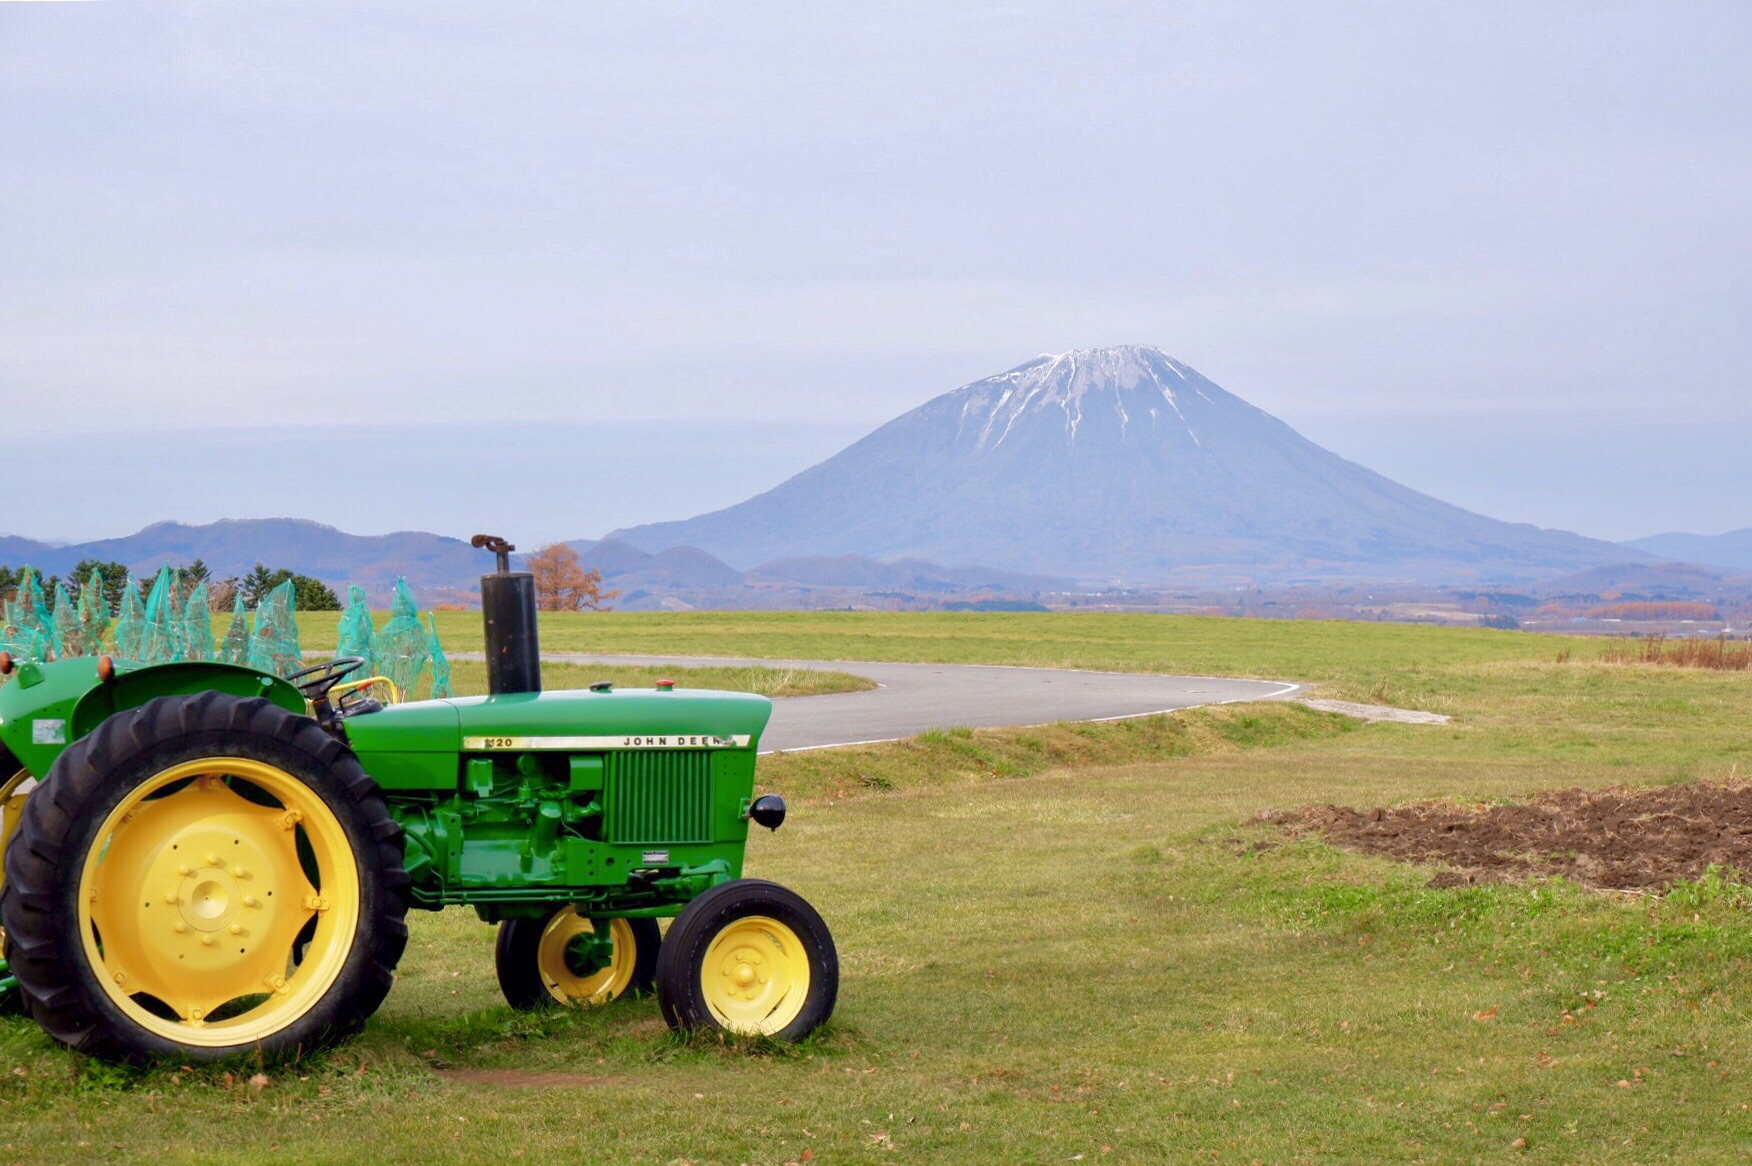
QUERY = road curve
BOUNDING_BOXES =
[535,653,1304,754]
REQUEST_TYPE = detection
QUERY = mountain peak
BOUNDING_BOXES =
[955,343,1219,451]
[1014,344,1186,382]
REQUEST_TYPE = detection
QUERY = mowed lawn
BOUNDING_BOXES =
[4,613,1752,1163]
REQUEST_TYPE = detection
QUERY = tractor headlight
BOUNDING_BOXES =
[748,794,787,832]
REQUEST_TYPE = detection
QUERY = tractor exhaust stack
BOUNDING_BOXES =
[471,534,542,696]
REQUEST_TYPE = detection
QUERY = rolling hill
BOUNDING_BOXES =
[1623,529,1752,572]
[0,520,487,601]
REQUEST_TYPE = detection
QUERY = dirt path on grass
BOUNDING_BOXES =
[435,1069,624,1088]
[1299,698,1451,725]
[1271,780,1752,891]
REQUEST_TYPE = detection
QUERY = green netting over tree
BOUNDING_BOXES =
[0,566,450,696]
[140,565,185,665]
[334,586,376,672]
[3,628,47,665]
[12,570,51,649]
[51,583,79,659]
[0,569,49,665]
[373,579,430,699]
[182,582,214,662]
[218,591,251,666]
[113,580,146,661]
[426,613,452,699]
[0,616,31,663]
[78,571,111,657]
[247,580,303,677]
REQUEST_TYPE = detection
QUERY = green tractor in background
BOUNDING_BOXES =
[0,536,837,1064]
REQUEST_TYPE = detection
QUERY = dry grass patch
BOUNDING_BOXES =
[1597,634,1752,671]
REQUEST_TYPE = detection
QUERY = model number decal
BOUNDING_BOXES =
[462,734,751,751]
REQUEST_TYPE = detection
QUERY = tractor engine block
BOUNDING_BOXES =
[388,745,745,919]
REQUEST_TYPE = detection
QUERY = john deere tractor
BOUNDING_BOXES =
[0,537,836,1064]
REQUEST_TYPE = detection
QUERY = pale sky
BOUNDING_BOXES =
[4,2,1749,545]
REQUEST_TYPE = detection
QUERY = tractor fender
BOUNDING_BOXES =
[71,661,307,745]
[0,659,306,779]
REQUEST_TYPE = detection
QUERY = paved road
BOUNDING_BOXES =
[535,653,1303,753]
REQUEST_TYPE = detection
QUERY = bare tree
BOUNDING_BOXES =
[526,544,617,612]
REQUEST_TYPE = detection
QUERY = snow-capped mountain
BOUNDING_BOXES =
[609,346,1640,583]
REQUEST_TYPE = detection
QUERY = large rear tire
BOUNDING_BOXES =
[655,879,837,1042]
[0,693,409,1063]
[0,753,31,1016]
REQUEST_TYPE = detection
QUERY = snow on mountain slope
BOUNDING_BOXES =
[956,346,1214,451]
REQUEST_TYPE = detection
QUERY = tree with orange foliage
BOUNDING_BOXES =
[526,543,617,612]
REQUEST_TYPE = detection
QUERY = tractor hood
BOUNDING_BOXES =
[343,687,774,756]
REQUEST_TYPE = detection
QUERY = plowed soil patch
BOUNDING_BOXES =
[1271,780,1752,891]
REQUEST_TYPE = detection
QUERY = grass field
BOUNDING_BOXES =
[299,609,1598,702]
[5,613,1752,1164]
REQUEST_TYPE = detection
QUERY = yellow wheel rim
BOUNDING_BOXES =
[0,766,34,900]
[535,910,637,1005]
[698,916,810,1036]
[76,758,361,1047]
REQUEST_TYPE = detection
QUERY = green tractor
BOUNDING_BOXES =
[0,537,836,1064]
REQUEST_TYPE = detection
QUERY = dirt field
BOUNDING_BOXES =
[1273,779,1752,891]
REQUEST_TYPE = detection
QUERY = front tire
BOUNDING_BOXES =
[0,693,409,1063]
[655,880,837,1042]
[495,908,659,1010]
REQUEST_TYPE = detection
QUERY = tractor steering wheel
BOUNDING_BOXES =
[285,656,368,701]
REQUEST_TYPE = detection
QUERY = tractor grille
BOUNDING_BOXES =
[605,751,713,845]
